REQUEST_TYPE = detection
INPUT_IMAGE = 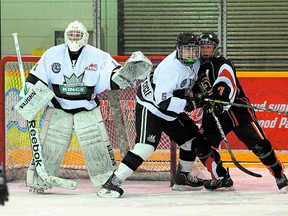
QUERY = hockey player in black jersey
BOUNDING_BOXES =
[191,32,288,192]
[97,32,205,198]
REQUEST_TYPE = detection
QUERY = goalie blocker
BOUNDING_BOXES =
[15,81,55,121]
[112,51,153,89]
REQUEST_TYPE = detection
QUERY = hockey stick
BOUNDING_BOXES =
[12,33,77,190]
[205,98,288,114]
[211,111,262,178]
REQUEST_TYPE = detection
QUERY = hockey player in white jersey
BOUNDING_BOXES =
[98,32,206,198]
[22,20,152,192]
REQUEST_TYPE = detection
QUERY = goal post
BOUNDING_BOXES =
[1,55,181,182]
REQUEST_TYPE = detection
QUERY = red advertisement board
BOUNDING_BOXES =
[220,73,288,151]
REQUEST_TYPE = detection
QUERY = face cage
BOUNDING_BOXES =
[177,45,199,65]
[67,30,83,41]
[66,30,85,52]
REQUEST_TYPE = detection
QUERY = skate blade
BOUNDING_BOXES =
[97,188,122,198]
[280,186,288,194]
[205,186,235,191]
[172,184,203,191]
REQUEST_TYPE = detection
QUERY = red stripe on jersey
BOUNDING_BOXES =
[240,98,257,122]
[218,68,237,100]
[238,98,258,121]
[251,122,264,139]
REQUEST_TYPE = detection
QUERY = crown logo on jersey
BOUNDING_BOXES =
[64,72,84,85]
[147,134,156,143]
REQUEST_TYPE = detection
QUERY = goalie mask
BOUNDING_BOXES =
[176,32,199,66]
[64,20,89,52]
[199,32,220,61]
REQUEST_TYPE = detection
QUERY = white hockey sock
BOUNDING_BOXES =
[179,159,194,173]
[114,163,134,182]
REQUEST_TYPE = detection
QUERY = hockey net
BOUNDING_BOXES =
[0,55,190,182]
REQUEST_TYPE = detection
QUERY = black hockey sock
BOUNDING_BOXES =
[261,151,283,178]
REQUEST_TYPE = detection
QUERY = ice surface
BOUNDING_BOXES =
[1,168,288,216]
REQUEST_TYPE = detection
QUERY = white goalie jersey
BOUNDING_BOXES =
[136,50,200,121]
[26,44,120,113]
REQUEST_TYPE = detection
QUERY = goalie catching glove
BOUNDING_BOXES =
[112,51,153,89]
[15,81,55,121]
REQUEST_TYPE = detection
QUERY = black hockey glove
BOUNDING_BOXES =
[0,170,9,205]
[184,97,196,112]
[194,93,209,108]
[203,100,223,117]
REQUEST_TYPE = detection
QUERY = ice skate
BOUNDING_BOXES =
[204,168,234,191]
[172,170,204,191]
[97,173,124,198]
[276,174,288,193]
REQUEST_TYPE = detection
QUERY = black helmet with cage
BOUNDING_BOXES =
[198,32,220,61]
[175,32,199,66]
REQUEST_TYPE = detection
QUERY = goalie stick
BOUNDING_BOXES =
[205,98,288,115]
[12,33,77,190]
[212,111,262,178]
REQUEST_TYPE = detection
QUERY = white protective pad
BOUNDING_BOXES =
[131,143,155,160]
[74,107,117,188]
[15,81,55,121]
[112,51,153,89]
[26,162,52,191]
[40,108,74,176]
[26,108,74,190]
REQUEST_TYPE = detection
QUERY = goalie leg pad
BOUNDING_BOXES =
[74,107,117,189]
[39,108,73,176]
[26,108,73,190]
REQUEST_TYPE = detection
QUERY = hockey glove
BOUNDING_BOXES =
[0,170,9,205]
[203,100,223,117]
[194,93,209,108]
[184,97,197,112]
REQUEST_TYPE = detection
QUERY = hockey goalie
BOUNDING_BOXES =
[16,20,152,192]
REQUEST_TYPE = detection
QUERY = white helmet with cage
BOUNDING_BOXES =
[64,20,89,52]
